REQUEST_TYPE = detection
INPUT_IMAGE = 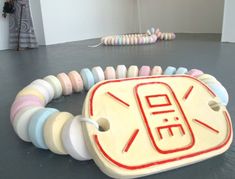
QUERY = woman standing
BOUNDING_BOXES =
[8,0,38,50]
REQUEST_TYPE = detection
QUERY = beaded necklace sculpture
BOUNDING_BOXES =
[10,65,232,178]
[91,28,176,47]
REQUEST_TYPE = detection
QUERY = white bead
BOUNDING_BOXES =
[62,116,92,160]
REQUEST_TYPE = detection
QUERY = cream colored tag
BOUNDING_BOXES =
[82,76,233,179]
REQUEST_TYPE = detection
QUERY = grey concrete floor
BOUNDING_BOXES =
[0,34,235,179]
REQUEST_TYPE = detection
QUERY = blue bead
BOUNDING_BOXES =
[206,82,229,106]
[175,67,188,74]
[163,66,176,75]
[28,108,59,149]
[80,68,95,90]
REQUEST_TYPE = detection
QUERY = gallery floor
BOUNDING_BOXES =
[0,34,234,179]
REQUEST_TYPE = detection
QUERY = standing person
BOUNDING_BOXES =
[9,0,38,50]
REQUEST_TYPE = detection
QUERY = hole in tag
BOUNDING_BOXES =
[208,101,220,111]
[97,118,110,132]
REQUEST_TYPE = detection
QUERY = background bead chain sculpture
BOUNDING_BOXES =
[101,28,176,46]
[10,65,229,162]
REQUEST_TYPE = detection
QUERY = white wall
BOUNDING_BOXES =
[40,0,138,45]
[222,0,235,42]
[0,0,229,50]
[0,0,9,50]
[138,0,224,33]
[30,0,46,45]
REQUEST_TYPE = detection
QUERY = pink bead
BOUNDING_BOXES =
[139,66,151,76]
[139,37,143,44]
[68,71,84,92]
[157,31,162,38]
[115,37,119,45]
[156,28,160,34]
[151,66,162,75]
[187,69,204,77]
[152,35,157,42]
[57,73,73,95]
[10,95,44,122]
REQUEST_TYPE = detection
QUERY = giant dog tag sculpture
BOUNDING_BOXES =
[82,76,233,178]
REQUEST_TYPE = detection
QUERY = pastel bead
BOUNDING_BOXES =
[150,27,155,34]
[44,112,74,155]
[44,75,63,99]
[118,37,122,45]
[130,37,134,45]
[156,28,160,34]
[115,37,119,45]
[126,38,130,45]
[57,73,73,95]
[139,66,151,76]
[62,116,91,161]
[152,35,157,42]
[187,69,204,77]
[139,37,143,44]
[157,31,162,38]
[31,79,54,102]
[68,71,84,92]
[197,74,217,84]
[151,66,162,75]
[143,37,146,44]
[127,65,139,78]
[92,66,105,83]
[122,37,126,45]
[134,37,138,44]
[116,65,127,79]
[104,38,108,45]
[28,108,59,149]
[163,66,176,75]
[165,33,169,40]
[16,87,46,104]
[175,67,188,74]
[104,66,116,80]
[12,106,42,142]
[145,37,149,44]
[206,82,229,106]
[10,95,44,122]
[28,83,51,104]
[147,30,151,35]
[80,68,95,90]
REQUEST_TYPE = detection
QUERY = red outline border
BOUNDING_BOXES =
[88,76,231,170]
